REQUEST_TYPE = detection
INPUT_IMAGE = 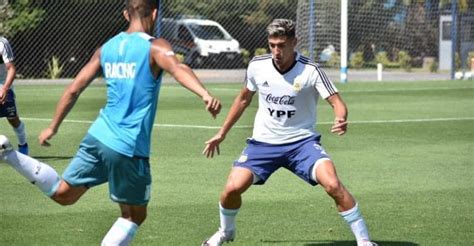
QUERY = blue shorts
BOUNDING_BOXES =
[63,134,151,206]
[234,135,330,186]
[0,89,18,118]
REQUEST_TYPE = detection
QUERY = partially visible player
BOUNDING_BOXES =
[0,36,28,155]
[0,0,221,245]
[201,19,376,246]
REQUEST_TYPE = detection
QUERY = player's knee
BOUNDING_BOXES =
[222,181,244,198]
[323,179,344,197]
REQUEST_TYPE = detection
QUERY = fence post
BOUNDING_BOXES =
[450,0,457,80]
[340,0,348,83]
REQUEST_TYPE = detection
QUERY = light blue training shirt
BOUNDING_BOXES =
[88,32,162,158]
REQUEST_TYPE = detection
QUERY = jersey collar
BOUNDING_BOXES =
[272,52,299,75]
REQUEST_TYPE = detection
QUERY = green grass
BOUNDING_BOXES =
[0,80,473,245]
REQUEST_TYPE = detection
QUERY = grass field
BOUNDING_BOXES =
[0,79,473,245]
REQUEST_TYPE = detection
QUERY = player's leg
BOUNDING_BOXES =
[7,116,28,155]
[203,139,281,246]
[101,204,145,246]
[286,137,375,246]
[219,167,254,231]
[50,180,88,205]
[220,167,254,209]
[0,135,60,196]
[315,160,355,211]
[202,167,253,246]
[315,160,376,246]
[101,145,151,246]
[2,89,28,155]
[0,134,91,204]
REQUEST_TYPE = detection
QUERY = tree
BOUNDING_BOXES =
[0,0,44,37]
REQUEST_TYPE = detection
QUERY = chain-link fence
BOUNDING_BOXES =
[1,0,473,81]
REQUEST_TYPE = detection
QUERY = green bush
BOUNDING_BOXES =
[299,48,310,58]
[240,48,251,66]
[176,53,185,63]
[350,51,364,69]
[254,48,268,57]
[375,51,390,67]
[327,51,340,68]
[398,51,412,72]
[430,60,438,73]
[467,51,474,70]
[455,52,461,70]
[46,56,63,79]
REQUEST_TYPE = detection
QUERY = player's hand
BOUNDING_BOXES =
[331,117,348,136]
[0,87,6,104]
[202,133,225,158]
[202,94,221,119]
[38,127,56,147]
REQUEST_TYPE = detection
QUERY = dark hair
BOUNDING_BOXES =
[267,19,296,38]
[126,0,157,18]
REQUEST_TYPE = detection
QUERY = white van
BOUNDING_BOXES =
[160,18,243,68]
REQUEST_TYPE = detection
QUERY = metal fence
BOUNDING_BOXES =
[1,0,473,81]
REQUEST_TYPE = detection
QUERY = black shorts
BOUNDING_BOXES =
[0,89,17,118]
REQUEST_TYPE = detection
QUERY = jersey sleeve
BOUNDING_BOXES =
[313,65,338,99]
[0,38,15,64]
[244,63,257,91]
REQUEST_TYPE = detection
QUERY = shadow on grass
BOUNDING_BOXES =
[261,240,418,246]
[34,156,72,161]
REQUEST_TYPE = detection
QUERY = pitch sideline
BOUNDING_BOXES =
[19,117,474,130]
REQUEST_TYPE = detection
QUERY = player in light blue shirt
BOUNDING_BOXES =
[0,0,221,245]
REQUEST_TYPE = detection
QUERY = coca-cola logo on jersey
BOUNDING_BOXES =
[265,94,296,105]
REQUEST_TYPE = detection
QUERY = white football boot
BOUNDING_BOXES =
[0,135,13,158]
[201,230,235,246]
[359,241,378,246]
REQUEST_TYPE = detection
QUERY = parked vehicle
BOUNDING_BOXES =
[159,18,243,68]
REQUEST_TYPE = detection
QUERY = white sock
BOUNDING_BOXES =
[101,217,138,246]
[339,203,370,244]
[13,122,27,145]
[1,150,60,196]
[219,203,239,232]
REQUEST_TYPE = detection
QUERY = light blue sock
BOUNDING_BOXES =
[339,203,370,244]
[101,217,138,246]
[13,122,27,145]
[219,203,239,232]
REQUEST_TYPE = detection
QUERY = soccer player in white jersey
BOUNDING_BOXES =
[0,0,221,245]
[202,19,377,246]
[0,37,28,155]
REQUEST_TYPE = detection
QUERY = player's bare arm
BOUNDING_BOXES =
[0,62,16,104]
[326,93,348,136]
[150,38,221,118]
[39,48,102,146]
[203,88,255,158]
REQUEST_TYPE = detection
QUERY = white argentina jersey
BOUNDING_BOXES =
[246,53,338,144]
[0,37,15,84]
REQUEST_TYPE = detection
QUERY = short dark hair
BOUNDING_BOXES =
[267,19,296,38]
[126,0,157,18]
